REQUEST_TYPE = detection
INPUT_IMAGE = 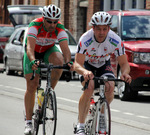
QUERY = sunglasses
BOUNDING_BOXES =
[45,18,58,24]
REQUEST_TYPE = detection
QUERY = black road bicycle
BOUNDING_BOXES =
[30,62,70,135]
[74,76,125,135]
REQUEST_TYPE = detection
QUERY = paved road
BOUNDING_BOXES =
[0,67,150,134]
[0,93,150,135]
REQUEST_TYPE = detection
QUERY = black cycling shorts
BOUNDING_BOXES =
[80,59,115,88]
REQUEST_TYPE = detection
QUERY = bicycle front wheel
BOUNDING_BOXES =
[33,109,40,135]
[91,99,111,135]
[43,89,57,135]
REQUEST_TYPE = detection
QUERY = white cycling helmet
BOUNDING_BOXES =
[42,4,61,20]
[89,11,112,26]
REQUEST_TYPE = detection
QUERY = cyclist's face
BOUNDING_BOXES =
[44,18,59,32]
[93,25,110,43]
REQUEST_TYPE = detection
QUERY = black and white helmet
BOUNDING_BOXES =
[89,12,112,26]
[42,4,61,19]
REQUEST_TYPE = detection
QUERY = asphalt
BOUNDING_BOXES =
[0,62,150,132]
[0,90,150,132]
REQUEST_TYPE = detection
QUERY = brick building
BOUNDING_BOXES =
[59,0,148,41]
[0,0,149,42]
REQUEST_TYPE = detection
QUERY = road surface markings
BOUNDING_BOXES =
[123,112,134,116]
[137,115,149,119]
[57,97,78,103]
[111,109,121,112]
[0,84,150,120]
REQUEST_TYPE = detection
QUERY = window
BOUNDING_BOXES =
[132,0,136,8]
[19,30,25,44]
[121,0,125,10]
[110,15,118,34]
[0,26,14,37]
[121,16,150,40]
[100,0,104,11]
[12,30,23,44]
[111,0,114,10]
[144,0,146,9]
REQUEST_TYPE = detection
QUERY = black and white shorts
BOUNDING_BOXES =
[80,59,115,88]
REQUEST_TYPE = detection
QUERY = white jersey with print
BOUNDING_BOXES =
[76,28,125,68]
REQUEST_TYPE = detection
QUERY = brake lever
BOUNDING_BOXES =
[82,80,89,91]
[30,60,41,80]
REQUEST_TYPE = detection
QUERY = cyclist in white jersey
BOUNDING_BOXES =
[74,11,132,135]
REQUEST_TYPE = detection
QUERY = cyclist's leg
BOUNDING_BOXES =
[105,81,115,104]
[76,62,95,134]
[98,60,115,105]
[23,51,40,121]
[44,45,63,89]
[79,80,94,123]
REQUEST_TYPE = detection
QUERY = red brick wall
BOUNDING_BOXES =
[60,0,65,24]
[86,0,94,30]
[60,0,78,39]
[64,0,70,29]
[68,0,74,34]
[87,0,100,30]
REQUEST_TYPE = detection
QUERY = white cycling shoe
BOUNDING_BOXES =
[76,126,86,135]
[24,122,33,135]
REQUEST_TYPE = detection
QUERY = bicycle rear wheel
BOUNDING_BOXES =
[43,89,57,135]
[91,99,111,135]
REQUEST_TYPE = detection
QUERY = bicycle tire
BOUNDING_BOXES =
[91,99,111,135]
[43,89,57,135]
[33,109,40,135]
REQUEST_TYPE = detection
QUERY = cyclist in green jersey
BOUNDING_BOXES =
[24,4,73,135]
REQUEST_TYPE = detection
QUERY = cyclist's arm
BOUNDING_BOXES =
[117,54,131,83]
[27,37,36,62]
[26,37,38,70]
[74,53,94,81]
[59,40,71,63]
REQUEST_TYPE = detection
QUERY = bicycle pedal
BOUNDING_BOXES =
[73,124,77,134]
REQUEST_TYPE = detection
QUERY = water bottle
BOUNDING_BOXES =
[87,97,95,120]
[37,87,44,107]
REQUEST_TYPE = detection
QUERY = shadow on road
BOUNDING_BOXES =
[135,92,150,103]
[115,92,150,103]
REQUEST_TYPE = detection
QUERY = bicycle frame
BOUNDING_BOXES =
[32,62,70,135]
[84,76,125,135]
[35,64,53,118]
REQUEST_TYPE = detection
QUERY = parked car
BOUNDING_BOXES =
[0,24,14,62]
[3,5,78,79]
[108,9,150,101]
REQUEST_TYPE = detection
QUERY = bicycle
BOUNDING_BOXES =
[74,76,125,135]
[30,62,70,135]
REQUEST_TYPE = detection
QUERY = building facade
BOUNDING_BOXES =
[0,0,149,41]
